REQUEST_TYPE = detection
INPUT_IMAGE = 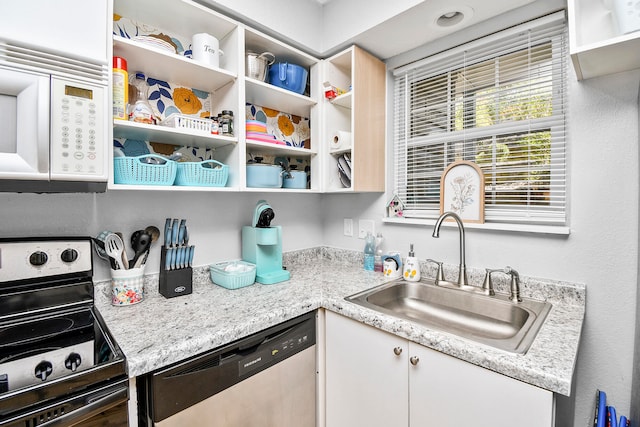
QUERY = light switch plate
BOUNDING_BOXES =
[343,218,353,237]
[358,219,375,239]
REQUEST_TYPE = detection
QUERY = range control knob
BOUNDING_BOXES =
[61,248,78,263]
[35,361,53,381]
[29,251,48,266]
[65,353,82,372]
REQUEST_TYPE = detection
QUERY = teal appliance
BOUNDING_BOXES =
[242,200,290,284]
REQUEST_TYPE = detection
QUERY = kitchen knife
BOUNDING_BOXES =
[188,245,194,267]
[170,246,177,270]
[164,218,172,248]
[619,416,627,427]
[165,248,172,271]
[177,247,184,269]
[178,223,186,247]
[172,219,180,247]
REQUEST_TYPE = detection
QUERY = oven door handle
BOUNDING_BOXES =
[41,383,128,427]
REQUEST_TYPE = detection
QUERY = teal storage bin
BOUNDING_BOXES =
[175,160,229,187]
[113,155,177,185]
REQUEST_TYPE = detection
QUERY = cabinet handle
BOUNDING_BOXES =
[410,356,420,366]
[393,347,402,356]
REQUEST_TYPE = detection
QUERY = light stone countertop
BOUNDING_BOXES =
[93,247,585,396]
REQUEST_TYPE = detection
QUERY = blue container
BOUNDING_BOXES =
[268,62,308,95]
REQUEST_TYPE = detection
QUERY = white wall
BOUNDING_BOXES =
[0,191,325,281]
[320,69,640,426]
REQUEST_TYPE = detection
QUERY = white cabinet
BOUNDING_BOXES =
[109,1,384,193]
[322,46,386,192]
[242,27,321,192]
[568,0,640,80]
[324,311,554,427]
[111,0,242,191]
[325,309,408,427]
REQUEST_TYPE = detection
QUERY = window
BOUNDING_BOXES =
[392,12,567,226]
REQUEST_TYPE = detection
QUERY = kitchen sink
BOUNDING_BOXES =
[346,279,552,354]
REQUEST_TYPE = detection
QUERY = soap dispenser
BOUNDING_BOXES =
[403,244,421,281]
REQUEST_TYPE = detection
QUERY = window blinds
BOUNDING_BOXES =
[393,12,567,225]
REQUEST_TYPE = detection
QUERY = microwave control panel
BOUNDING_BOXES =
[50,77,106,181]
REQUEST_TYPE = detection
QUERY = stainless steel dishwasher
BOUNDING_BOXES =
[138,312,316,426]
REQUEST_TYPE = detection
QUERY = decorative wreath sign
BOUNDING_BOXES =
[440,160,485,223]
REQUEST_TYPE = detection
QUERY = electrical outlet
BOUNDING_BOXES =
[343,218,353,237]
[358,219,375,239]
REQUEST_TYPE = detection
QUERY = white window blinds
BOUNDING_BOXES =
[392,12,567,225]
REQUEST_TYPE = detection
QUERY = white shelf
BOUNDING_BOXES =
[330,92,352,109]
[568,0,640,80]
[245,78,316,117]
[114,120,237,149]
[245,139,316,157]
[113,36,237,92]
[109,183,239,192]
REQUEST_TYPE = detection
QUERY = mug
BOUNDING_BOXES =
[191,33,224,67]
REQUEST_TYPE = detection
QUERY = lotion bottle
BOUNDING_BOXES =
[403,243,421,281]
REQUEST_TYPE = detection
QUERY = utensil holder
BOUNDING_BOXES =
[111,266,145,306]
[159,247,193,298]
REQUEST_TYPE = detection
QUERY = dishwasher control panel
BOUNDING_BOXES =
[238,322,314,377]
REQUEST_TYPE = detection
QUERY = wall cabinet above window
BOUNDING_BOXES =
[568,0,640,80]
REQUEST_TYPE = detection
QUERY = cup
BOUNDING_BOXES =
[191,33,224,67]
[111,266,145,306]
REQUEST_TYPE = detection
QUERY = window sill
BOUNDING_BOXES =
[382,217,570,235]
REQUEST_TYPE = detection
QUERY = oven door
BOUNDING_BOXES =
[1,378,128,427]
[0,66,50,181]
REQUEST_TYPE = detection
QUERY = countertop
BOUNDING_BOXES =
[94,247,585,396]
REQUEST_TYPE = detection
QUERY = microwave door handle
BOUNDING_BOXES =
[36,76,50,173]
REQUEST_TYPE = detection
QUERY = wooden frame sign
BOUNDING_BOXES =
[440,160,485,223]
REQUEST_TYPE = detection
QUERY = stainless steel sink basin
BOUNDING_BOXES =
[346,279,552,354]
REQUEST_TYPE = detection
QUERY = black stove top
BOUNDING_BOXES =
[0,237,127,422]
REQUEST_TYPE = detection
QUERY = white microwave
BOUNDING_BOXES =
[0,0,110,193]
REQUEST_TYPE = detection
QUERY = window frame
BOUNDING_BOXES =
[390,12,568,230]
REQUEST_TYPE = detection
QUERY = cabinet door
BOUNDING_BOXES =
[325,311,408,427]
[409,343,554,427]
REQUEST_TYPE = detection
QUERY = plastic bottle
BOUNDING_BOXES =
[128,72,155,124]
[403,243,421,281]
[112,57,128,121]
[364,232,375,271]
[374,232,384,272]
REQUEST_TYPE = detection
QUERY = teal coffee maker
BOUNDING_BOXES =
[242,200,290,284]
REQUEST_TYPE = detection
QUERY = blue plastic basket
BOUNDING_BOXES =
[175,160,229,187]
[113,155,177,185]
[268,62,308,94]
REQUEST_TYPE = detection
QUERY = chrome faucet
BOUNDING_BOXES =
[482,266,522,303]
[432,211,468,287]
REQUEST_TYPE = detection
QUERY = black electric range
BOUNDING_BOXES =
[0,237,128,426]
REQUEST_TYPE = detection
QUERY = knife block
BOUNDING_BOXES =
[159,247,193,298]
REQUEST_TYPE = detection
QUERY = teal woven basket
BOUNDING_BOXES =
[175,160,229,187]
[113,155,177,185]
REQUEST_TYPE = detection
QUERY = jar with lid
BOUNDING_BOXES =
[219,110,234,136]
[128,72,155,124]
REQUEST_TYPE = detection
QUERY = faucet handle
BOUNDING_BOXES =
[425,259,444,283]
[504,266,522,303]
[481,269,498,296]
